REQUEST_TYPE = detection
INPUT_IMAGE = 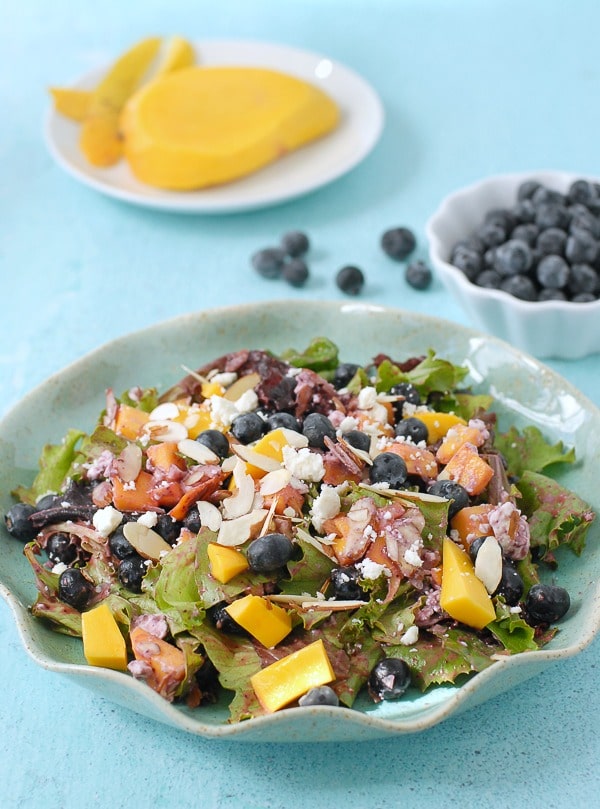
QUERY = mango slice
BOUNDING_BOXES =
[411,412,466,445]
[438,442,494,496]
[82,603,128,670]
[207,542,249,583]
[49,87,92,122]
[80,36,163,167]
[440,537,496,629]
[225,594,292,647]
[251,639,335,713]
[121,66,340,190]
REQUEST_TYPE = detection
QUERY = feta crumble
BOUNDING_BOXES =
[92,505,123,537]
[282,445,324,483]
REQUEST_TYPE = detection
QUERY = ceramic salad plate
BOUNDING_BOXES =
[44,39,385,213]
[1,301,599,742]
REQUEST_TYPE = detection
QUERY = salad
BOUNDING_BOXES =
[4,338,595,721]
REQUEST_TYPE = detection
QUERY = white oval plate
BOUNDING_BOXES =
[1,301,599,742]
[44,39,385,213]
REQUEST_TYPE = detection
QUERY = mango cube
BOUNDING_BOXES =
[207,542,249,583]
[251,639,336,713]
[440,537,496,630]
[81,603,128,671]
[225,595,292,647]
[245,429,291,479]
[114,404,150,440]
[410,411,466,444]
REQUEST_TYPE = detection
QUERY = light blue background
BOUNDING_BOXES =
[2,2,599,807]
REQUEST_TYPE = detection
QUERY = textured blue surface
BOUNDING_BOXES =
[2,1,600,806]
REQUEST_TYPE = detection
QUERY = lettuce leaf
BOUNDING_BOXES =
[374,352,469,397]
[487,601,539,653]
[495,425,575,477]
[14,428,86,504]
[281,337,339,375]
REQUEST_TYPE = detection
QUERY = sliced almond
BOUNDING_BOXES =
[231,443,282,473]
[149,402,180,421]
[177,438,219,464]
[474,535,503,594]
[143,419,188,443]
[196,500,222,532]
[222,460,255,519]
[279,428,309,448]
[259,468,292,496]
[216,508,268,546]
[223,372,261,401]
[115,442,143,482]
[123,522,172,561]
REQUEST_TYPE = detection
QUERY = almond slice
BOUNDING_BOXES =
[223,372,261,401]
[231,443,282,472]
[474,535,503,594]
[196,500,222,532]
[177,438,219,464]
[149,402,180,421]
[216,509,268,546]
[123,522,172,561]
[259,468,292,496]
[143,419,188,443]
[114,442,143,482]
[222,460,255,519]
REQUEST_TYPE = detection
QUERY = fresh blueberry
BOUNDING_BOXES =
[344,430,371,453]
[251,247,287,279]
[265,412,302,433]
[302,412,336,449]
[476,222,507,248]
[330,566,368,600]
[532,186,565,207]
[381,227,417,260]
[183,505,201,533]
[468,535,487,562]
[46,533,77,565]
[536,254,570,289]
[196,429,230,459]
[538,288,567,301]
[451,245,483,280]
[333,362,361,389]
[569,205,600,238]
[568,179,598,206]
[58,568,93,610]
[298,686,340,707]
[35,493,61,511]
[4,502,37,541]
[370,452,408,489]
[282,258,310,287]
[109,526,136,560]
[427,479,469,519]
[572,292,597,302]
[155,514,182,545]
[536,227,567,256]
[389,382,421,406]
[118,554,147,593]
[512,199,536,224]
[525,583,570,625]
[565,231,598,265]
[208,602,248,635]
[493,239,533,276]
[231,412,265,444]
[395,416,428,444]
[281,230,310,257]
[483,247,497,267]
[368,658,411,701]
[517,180,542,201]
[511,223,539,246]
[534,203,569,231]
[247,532,295,572]
[485,208,515,232]
[499,274,538,301]
[336,265,365,295]
[495,560,524,606]
[476,269,502,289]
[568,263,599,295]
[405,260,432,290]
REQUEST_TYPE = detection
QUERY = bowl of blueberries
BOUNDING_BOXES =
[426,170,600,359]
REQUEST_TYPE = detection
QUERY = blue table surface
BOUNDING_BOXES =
[2,1,600,807]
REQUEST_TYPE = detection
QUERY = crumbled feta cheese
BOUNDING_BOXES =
[356,558,390,580]
[51,562,68,576]
[282,445,324,482]
[92,505,123,537]
[310,485,341,531]
[235,389,259,414]
[123,480,136,491]
[211,371,237,387]
[357,386,378,410]
[404,538,424,568]
[209,395,238,427]
[363,523,378,542]
[400,625,419,646]
[286,366,303,377]
[338,416,359,434]
[137,512,158,528]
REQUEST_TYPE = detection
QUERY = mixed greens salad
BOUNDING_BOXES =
[4,338,595,721]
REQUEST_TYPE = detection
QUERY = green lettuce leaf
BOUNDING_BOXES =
[495,426,575,477]
[454,392,495,421]
[14,428,86,504]
[278,538,335,596]
[281,337,339,375]
[145,535,206,633]
[487,601,539,653]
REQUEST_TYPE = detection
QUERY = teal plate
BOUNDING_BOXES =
[1,301,599,742]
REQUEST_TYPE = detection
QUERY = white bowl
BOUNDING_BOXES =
[426,170,600,359]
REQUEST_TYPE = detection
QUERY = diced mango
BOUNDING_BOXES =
[112,469,155,511]
[146,441,186,472]
[225,595,292,648]
[81,603,128,671]
[450,504,494,551]
[129,626,186,701]
[245,429,291,479]
[436,424,485,464]
[410,411,466,445]
[174,404,213,439]
[207,542,249,583]
[438,442,494,496]
[114,404,150,440]
[386,441,438,480]
[250,639,335,713]
[440,537,496,629]
[201,381,225,398]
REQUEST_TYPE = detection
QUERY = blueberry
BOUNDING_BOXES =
[46,533,77,565]
[58,568,93,610]
[569,264,599,295]
[569,206,600,239]
[281,230,310,257]
[475,269,502,289]
[333,362,360,389]
[568,179,598,206]
[511,223,538,246]
[499,274,538,301]
[493,239,533,276]
[538,288,567,301]
[381,227,417,261]
[572,292,597,302]
[565,231,598,265]
[370,452,408,489]
[512,199,536,224]
[476,222,506,248]
[536,254,570,289]
[451,245,483,280]
[483,247,497,267]
[196,429,230,459]
[344,430,371,453]
[485,208,516,232]
[454,235,486,253]
[154,514,182,545]
[183,505,202,534]
[536,227,567,256]
[108,526,136,560]
[336,265,365,295]
[495,560,524,606]
[517,180,542,201]
[298,686,340,707]
[247,532,295,572]
[251,247,287,279]
[302,412,336,449]
[524,583,570,625]
[282,258,310,288]
[207,602,247,635]
[395,416,428,444]
[468,536,487,562]
[427,479,469,519]
[231,412,265,444]
[389,382,421,407]
[330,566,368,600]
[368,658,411,701]
[4,502,37,541]
[265,412,302,433]
[535,203,569,231]
[532,186,565,207]
[405,260,432,290]
[118,554,147,593]
[35,493,60,511]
